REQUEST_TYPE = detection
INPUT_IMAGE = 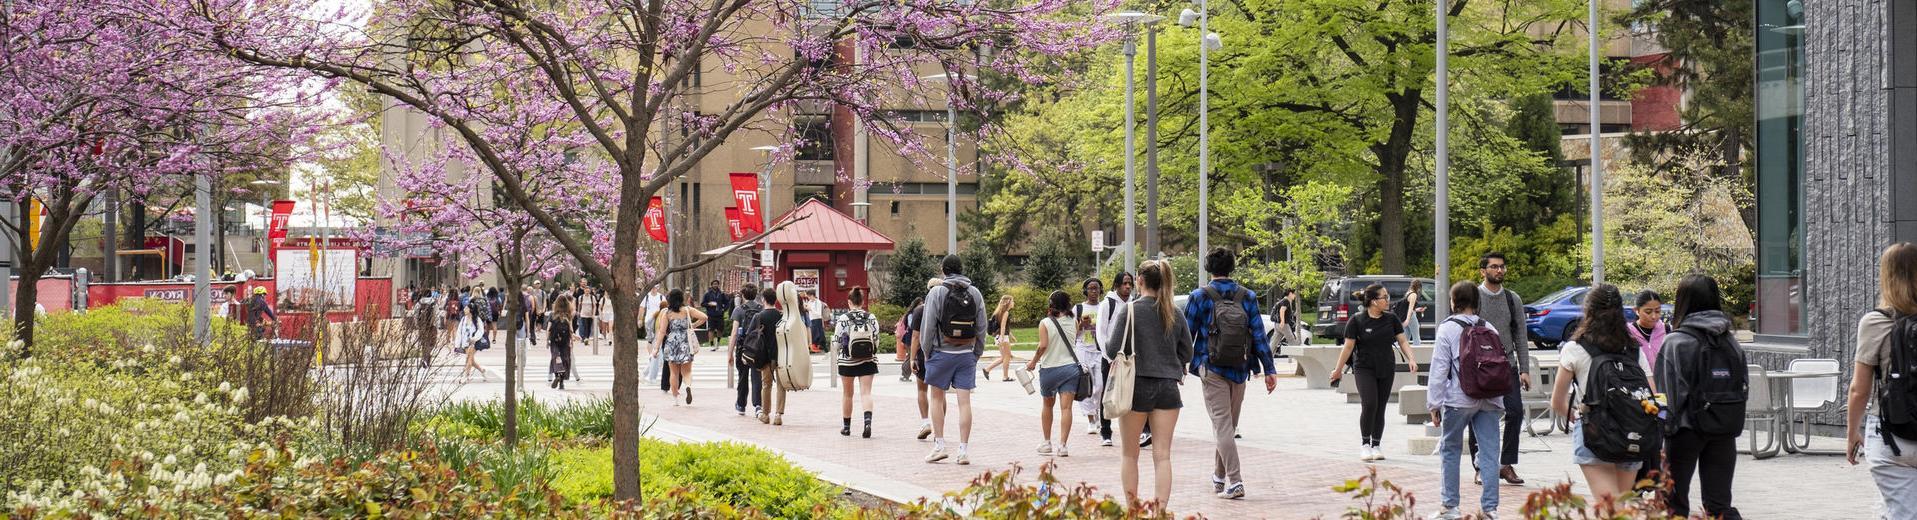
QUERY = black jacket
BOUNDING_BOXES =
[1655,310,1741,432]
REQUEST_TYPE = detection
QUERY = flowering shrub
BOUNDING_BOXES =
[1329,468,1683,520]
[887,462,1188,519]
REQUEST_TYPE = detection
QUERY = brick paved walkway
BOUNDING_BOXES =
[446,342,1878,519]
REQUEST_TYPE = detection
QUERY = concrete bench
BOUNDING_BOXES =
[1398,385,1431,424]
[1338,369,1426,403]
[1292,344,1436,390]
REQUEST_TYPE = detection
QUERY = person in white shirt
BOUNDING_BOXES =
[1073,278,1106,441]
[1095,271,1136,447]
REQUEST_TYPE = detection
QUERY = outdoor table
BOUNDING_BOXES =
[1766,369,1843,455]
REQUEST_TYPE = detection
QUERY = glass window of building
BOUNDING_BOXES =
[1754,0,1806,336]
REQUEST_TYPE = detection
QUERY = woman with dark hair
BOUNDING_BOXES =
[1104,260,1191,506]
[547,293,576,389]
[1657,274,1746,519]
[1547,284,1650,504]
[651,288,708,405]
[1331,283,1420,462]
[1427,281,1504,520]
[1848,243,1917,517]
[1027,290,1084,457]
[835,288,881,437]
[1396,280,1427,345]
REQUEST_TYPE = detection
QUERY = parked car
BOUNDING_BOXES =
[1311,275,1437,342]
[1523,285,1674,349]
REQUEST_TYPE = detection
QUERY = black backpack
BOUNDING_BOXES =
[736,308,772,368]
[842,309,880,359]
[1203,286,1253,369]
[936,280,980,347]
[1674,327,1749,437]
[1577,344,1661,462]
[1874,310,1917,452]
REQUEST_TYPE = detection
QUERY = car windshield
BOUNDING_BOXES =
[1536,287,1581,304]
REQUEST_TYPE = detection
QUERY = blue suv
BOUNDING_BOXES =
[1524,286,1672,349]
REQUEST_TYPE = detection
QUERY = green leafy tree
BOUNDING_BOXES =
[1022,231,1081,293]
[1620,0,1756,232]
[1497,92,1572,232]
[886,238,937,308]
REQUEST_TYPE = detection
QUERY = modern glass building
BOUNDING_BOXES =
[1754,0,1917,424]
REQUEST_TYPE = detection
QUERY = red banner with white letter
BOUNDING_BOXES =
[268,200,295,247]
[724,207,746,241]
[729,172,762,232]
[644,196,669,243]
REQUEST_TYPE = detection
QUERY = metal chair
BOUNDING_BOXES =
[1518,356,1557,452]
[1784,358,1844,455]
[1739,364,1783,459]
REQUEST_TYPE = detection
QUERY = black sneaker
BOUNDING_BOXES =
[1139,433,1153,448]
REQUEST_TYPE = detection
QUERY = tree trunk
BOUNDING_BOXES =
[607,169,649,501]
[500,250,523,448]
[1375,91,1421,275]
[12,254,39,357]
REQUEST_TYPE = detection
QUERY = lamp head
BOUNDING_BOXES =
[1178,9,1199,27]
[1203,32,1223,51]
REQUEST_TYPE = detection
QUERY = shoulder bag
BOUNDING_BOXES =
[1102,305,1138,418]
[1050,317,1096,397]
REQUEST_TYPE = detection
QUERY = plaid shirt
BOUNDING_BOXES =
[1185,279,1275,383]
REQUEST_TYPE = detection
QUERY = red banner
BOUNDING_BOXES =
[268,200,295,247]
[644,196,669,243]
[729,173,763,232]
[724,207,746,241]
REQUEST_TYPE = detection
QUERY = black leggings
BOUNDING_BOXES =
[1353,367,1395,445]
[734,360,763,410]
[1665,429,1742,519]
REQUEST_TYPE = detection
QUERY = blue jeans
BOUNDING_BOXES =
[1440,405,1503,513]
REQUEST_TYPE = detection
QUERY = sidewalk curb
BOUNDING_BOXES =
[640,412,942,506]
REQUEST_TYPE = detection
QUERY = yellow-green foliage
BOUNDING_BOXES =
[551,441,847,519]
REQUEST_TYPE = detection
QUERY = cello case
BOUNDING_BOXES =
[774,281,814,391]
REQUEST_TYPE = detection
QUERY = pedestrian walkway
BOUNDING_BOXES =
[441,342,1878,519]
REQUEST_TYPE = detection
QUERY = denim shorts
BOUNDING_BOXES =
[1039,364,1082,397]
[924,350,978,391]
[1131,376,1183,412]
[1572,421,1646,470]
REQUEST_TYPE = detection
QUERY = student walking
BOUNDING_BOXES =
[804,291,828,354]
[1074,278,1107,443]
[732,284,766,416]
[1098,272,1138,447]
[455,302,488,382]
[1427,282,1507,520]
[1627,289,1669,488]
[1105,260,1192,507]
[752,288,788,424]
[1395,280,1427,345]
[907,283,938,440]
[921,255,989,465]
[1473,252,1532,485]
[1028,291,1085,457]
[1549,284,1655,505]
[1185,249,1275,500]
[982,295,1017,382]
[897,299,919,382]
[1657,274,1748,520]
[1272,288,1301,347]
[836,288,881,438]
[651,288,708,406]
[1330,283,1420,462]
[547,294,575,389]
[1848,242,1917,518]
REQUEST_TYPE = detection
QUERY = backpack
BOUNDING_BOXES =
[1673,327,1749,437]
[1203,285,1254,369]
[736,306,769,368]
[1873,309,1917,452]
[1577,344,1661,462]
[936,280,980,347]
[843,309,879,359]
[1446,317,1513,399]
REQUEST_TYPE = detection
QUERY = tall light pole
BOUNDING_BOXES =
[252,179,280,273]
[1433,0,1451,318]
[194,168,211,344]
[750,145,778,285]
[1104,11,1163,274]
[1179,3,1222,257]
[922,74,964,256]
[1587,0,1606,285]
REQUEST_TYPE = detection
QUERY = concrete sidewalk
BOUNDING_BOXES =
[442,342,1878,519]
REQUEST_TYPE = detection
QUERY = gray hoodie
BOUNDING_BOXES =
[919,274,989,356]
[1655,310,1739,432]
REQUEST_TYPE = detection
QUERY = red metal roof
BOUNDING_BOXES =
[763,199,895,251]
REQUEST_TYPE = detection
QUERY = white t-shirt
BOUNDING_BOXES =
[805,298,826,322]
[1560,340,1652,393]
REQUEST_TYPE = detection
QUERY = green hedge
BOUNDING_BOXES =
[425,397,615,442]
[551,440,849,518]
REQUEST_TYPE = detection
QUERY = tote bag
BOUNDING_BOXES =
[1102,305,1137,418]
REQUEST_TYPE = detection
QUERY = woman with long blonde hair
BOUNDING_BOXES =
[982,294,1018,382]
[1849,243,1917,517]
[1103,260,1192,507]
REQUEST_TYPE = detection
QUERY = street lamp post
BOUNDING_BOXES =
[1588,0,1606,285]
[1179,3,1222,257]
[921,74,964,256]
[750,146,778,287]
[1433,0,1451,318]
[1104,11,1164,274]
[252,179,280,274]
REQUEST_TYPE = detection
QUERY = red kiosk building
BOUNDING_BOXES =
[740,199,894,308]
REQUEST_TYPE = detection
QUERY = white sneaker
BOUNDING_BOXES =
[1429,506,1462,520]
[1371,445,1387,461]
[924,446,950,463]
[1217,482,1245,500]
[1037,442,1053,455]
[1212,475,1227,494]
[955,452,971,465]
[1100,438,1114,447]
[1056,445,1069,457]
[1360,444,1375,462]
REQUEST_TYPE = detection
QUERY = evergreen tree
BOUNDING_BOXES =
[959,238,1001,302]
[1023,232,1080,293]
[1498,92,1573,232]
[886,238,936,308]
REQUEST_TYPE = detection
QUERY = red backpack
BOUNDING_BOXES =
[1448,317,1514,399]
